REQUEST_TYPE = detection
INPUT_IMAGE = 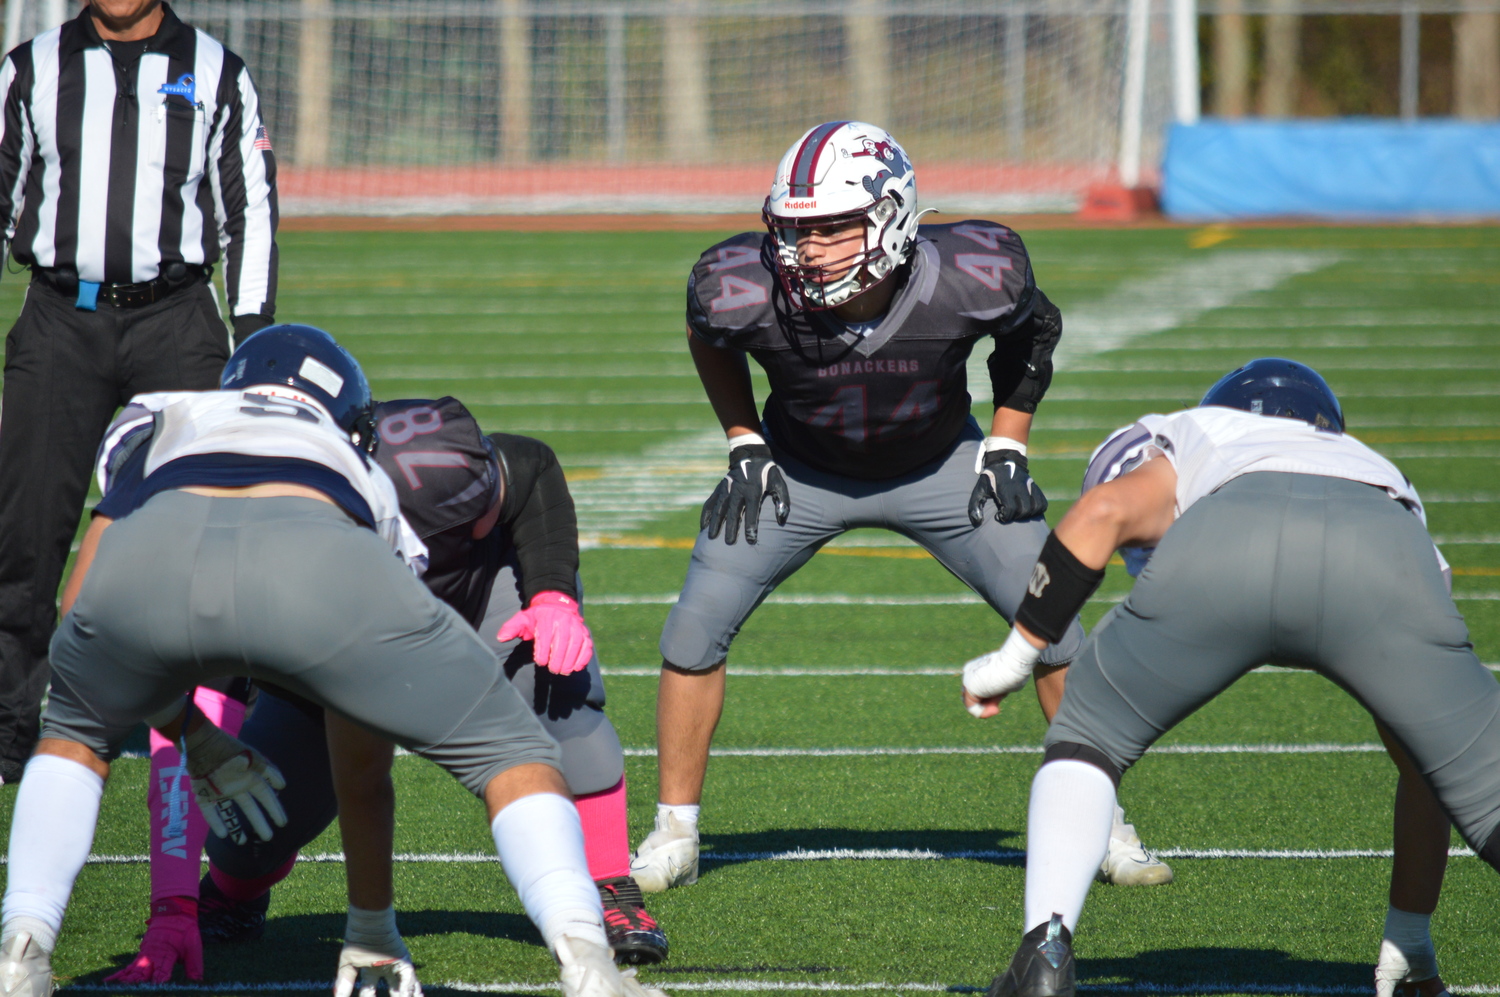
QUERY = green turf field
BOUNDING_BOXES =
[2,223,1498,995]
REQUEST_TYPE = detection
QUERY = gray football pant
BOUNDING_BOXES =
[1046,472,1500,864]
[660,418,1085,671]
[45,492,560,797]
[208,560,625,880]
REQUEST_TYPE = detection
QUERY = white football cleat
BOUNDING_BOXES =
[0,933,54,997]
[1097,822,1174,886]
[555,935,668,997]
[629,813,699,893]
[1375,939,1450,997]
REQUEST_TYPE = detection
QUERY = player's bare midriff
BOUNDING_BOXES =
[178,483,339,506]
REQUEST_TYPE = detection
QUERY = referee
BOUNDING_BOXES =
[0,0,277,784]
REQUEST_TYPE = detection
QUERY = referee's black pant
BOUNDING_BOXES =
[0,276,231,780]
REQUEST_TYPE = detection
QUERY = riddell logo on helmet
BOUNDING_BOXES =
[783,199,816,209]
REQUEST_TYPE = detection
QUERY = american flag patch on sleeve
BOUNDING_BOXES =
[253,125,272,151]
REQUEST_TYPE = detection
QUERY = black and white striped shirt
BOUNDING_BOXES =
[0,3,276,320]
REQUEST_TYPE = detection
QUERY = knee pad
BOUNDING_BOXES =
[1043,741,1123,789]
[659,607,720,674]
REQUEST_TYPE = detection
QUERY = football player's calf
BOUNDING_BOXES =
[962,640,1172,888]
[575,776,669,963]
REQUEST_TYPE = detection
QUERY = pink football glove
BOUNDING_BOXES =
[496,591,594,676]
[106,896,203,983]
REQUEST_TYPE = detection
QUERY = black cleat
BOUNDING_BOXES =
[598,876,669,965]
[197,872,269,944]
[987,914,1075,997]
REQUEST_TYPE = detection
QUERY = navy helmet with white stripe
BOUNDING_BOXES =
[1199,358,1345,432]
[221,324,378,453]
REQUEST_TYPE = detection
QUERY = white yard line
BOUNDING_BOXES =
[1044,383,1500,401]
[597,664,1500,676]
[1049,251,1341,370]
[620,744,1390,758]
[57,983,1500,995]
[28,843,1480,868]
[586,591,1500,605]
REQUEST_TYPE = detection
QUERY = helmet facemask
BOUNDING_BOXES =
[764,196,903,311]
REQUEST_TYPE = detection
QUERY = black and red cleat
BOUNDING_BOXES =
[597,876,669,965]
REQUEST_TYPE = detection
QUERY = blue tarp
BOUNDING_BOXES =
[1161,120,1500,219]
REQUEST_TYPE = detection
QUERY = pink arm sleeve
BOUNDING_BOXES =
[148,687,248,902]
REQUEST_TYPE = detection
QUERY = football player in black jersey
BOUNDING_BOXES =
[186,397,668,965]
[631,122,1170,892]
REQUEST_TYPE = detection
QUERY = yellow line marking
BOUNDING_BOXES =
[586,537,1127,566]
[1453,567,1500,576]
[1189,224,1236,250]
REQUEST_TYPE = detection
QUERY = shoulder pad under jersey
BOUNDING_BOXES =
[686,232,779,348]
[915,220,1036,328]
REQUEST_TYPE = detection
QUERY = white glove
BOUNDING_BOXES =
[184,720,287,841]
[335,907,423,997]
[962,628,1044,715]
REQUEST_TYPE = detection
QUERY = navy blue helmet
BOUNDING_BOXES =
[221,324,378,453]
[1199,358,1345,432]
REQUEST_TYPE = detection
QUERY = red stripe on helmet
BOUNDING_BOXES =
[789,121,848,198]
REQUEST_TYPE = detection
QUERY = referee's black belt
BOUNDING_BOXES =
[31,262,211,308]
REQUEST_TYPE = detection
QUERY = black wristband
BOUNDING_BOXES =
[1015,531,1106,645]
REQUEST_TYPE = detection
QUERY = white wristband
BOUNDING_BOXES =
[728,431,766,450]
[981,435,1027,456]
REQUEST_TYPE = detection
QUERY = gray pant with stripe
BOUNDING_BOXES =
[45,492,560,797]
[660,418,1085,670]
[1045,472,1500,867]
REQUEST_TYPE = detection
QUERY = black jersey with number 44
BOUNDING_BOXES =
[686,221,1060,480]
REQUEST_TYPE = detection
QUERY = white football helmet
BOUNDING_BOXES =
[762,121,922,310]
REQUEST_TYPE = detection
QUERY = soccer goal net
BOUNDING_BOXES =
[6,0,1176,215]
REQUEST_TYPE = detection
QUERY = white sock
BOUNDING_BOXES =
[656,802,699,829]
[1112,804,1128,835]
[491,793,608,951]
[1383,906,1438,980]
[1023,760,1117,934]
[2,755,106,954]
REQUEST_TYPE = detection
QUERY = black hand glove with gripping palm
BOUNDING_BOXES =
[968,446,1048,526]
[701,441,790,545]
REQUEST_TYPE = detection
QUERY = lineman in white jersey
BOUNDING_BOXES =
[0,326,665,997]
[1082,412,1454,997]
[960,360,1500,997]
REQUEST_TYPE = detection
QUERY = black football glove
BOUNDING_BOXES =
[701,442,790,545]
[968,446,1048,526]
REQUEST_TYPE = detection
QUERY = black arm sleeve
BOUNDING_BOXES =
[489,433,580,604]
[986,287,1062,414]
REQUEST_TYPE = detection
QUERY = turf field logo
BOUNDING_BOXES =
[1027,562,1051,598]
